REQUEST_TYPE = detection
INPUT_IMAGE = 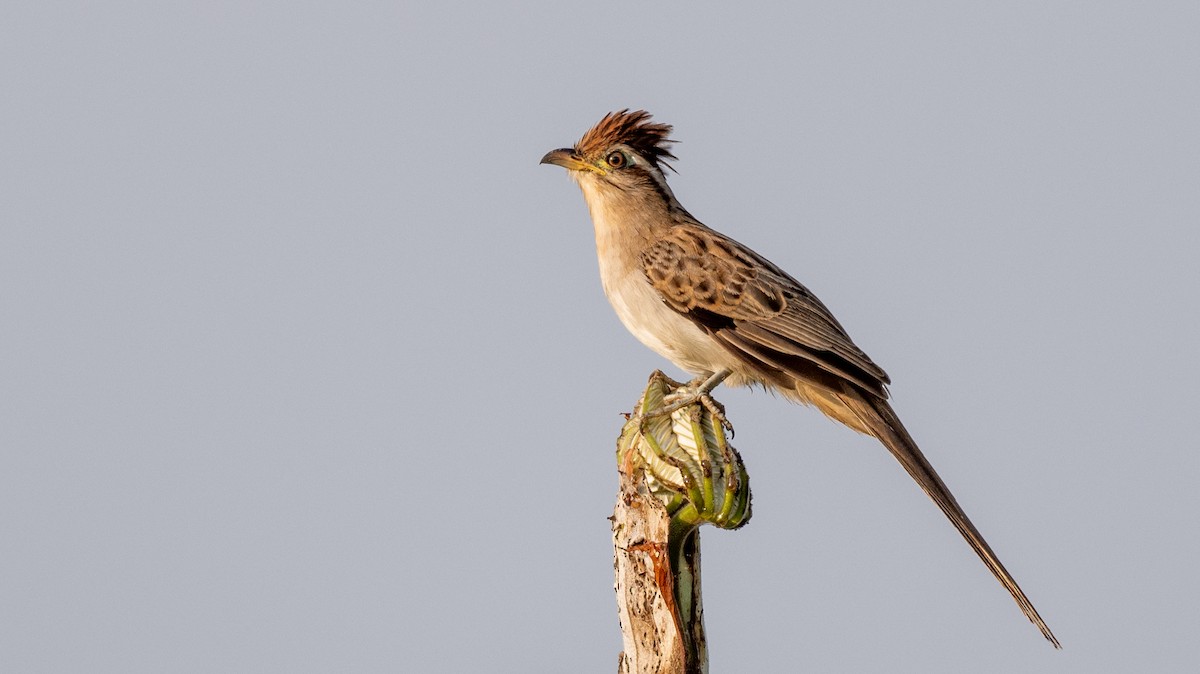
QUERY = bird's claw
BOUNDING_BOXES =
[641,370,734,435]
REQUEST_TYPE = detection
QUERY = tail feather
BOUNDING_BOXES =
[830,388,1061,648]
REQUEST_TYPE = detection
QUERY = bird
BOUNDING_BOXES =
[540,109,1059,648]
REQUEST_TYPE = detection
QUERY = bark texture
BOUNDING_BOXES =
[613,469,707,674]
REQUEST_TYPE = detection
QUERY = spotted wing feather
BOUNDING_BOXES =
[641,224,891,398]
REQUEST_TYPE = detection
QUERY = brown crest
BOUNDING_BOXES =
[575,110,678,171]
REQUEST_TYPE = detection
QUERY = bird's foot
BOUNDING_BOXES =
[643,369,734,435]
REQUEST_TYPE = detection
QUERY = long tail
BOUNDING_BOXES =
[822,385,1061,648]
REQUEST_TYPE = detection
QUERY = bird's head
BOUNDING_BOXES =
[541,110,681,208]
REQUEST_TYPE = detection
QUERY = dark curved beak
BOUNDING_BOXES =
[540,148,589,171]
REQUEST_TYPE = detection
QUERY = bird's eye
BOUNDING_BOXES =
[605,151,626,168]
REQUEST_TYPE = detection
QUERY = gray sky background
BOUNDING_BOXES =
[3,2,1198,672]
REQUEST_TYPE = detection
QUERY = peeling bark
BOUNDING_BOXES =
[613,469,707,674]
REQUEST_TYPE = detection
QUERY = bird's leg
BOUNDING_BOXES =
[695,369,732,395]
[646,369,734,434]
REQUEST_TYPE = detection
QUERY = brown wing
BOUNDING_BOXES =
[642,224,891,398]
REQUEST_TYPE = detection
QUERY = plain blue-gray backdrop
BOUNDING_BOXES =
[3,2,1197,672]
